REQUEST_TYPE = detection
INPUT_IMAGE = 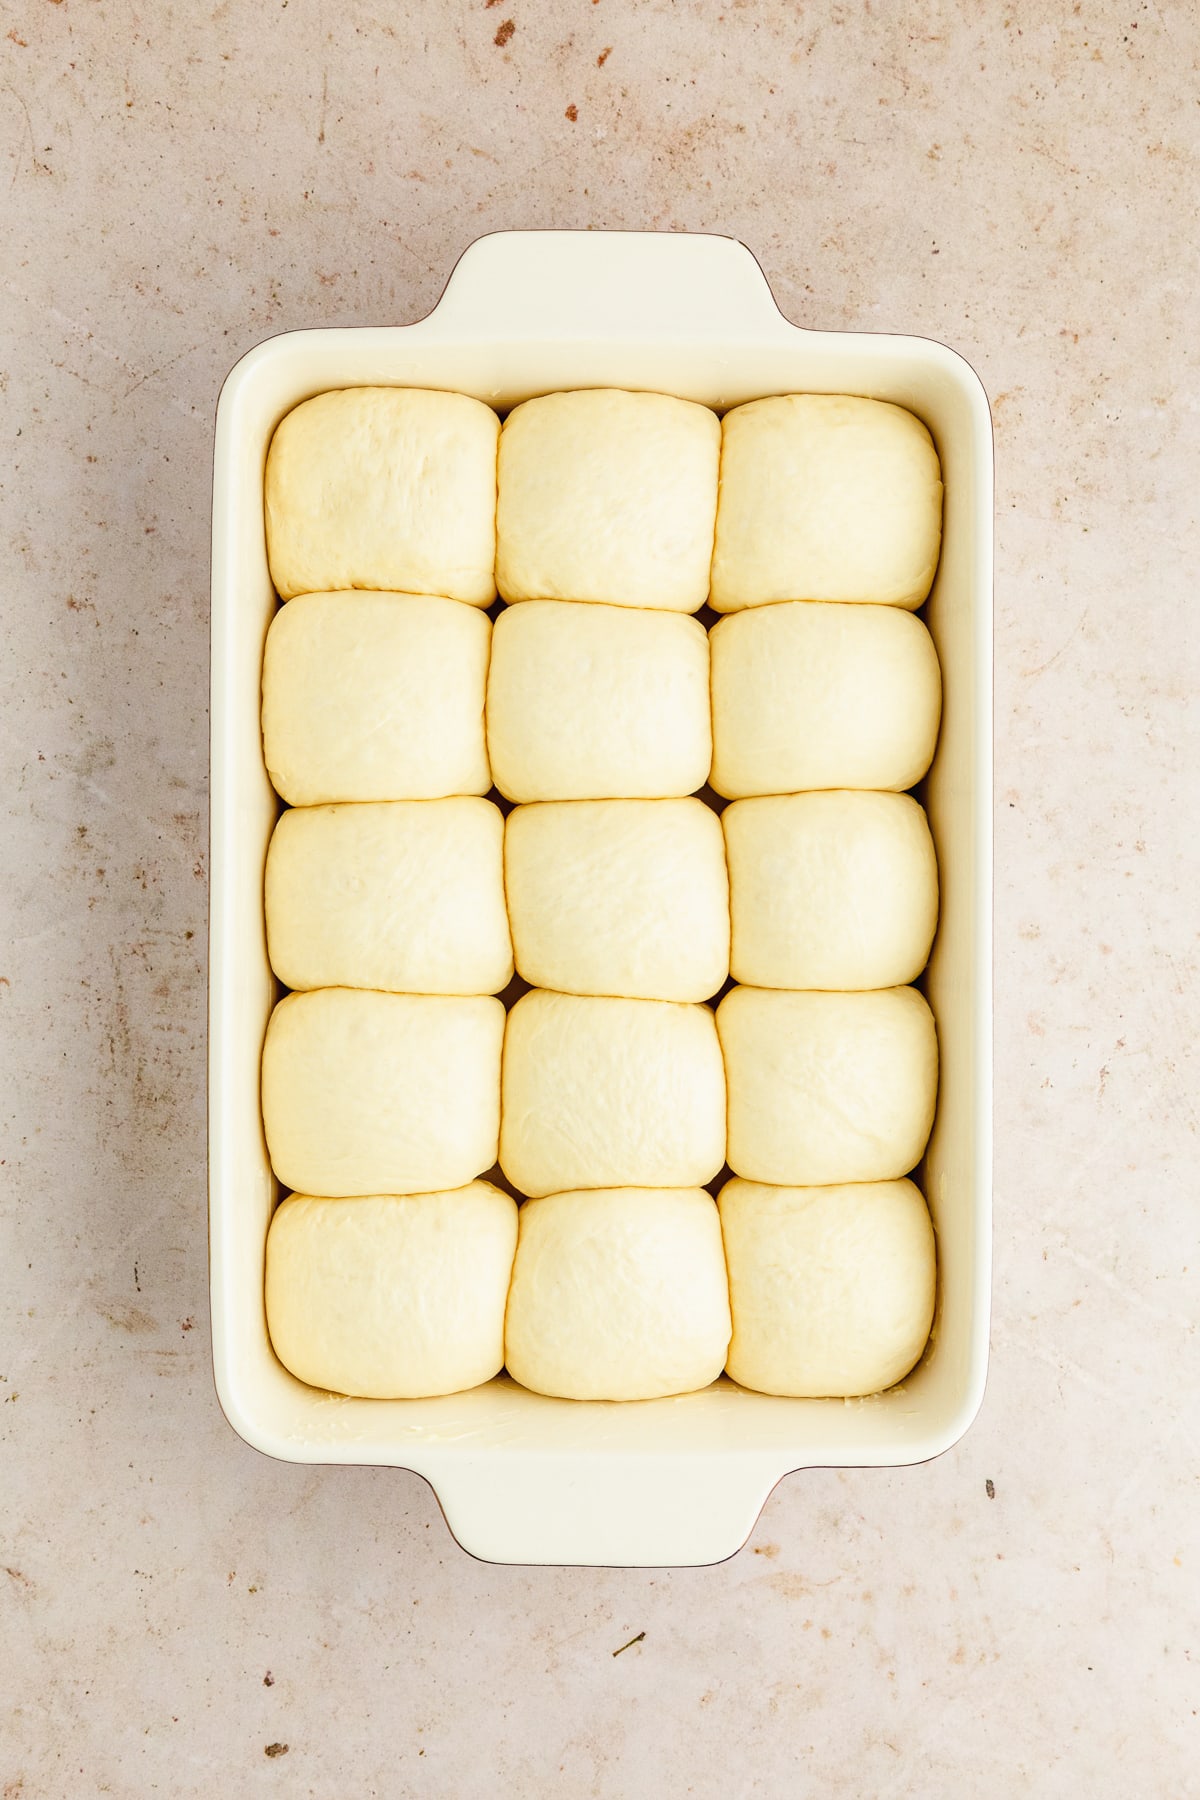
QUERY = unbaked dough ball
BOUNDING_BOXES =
[720,1177,936,1397]
[504,1188,731,1400]
[710,600,941,797]
[486,601,711,801]
[717,985,937,1185]
[265,1184,518,1399]
[710,395,943,612]
[504,799,729,1002]
[724,792,938,989]
[495,389,720,612]
[262,989,503,1197]
[261,592,491,804]
[264,798,511,995]
[499,991,726,1198]
[265,387,499,602]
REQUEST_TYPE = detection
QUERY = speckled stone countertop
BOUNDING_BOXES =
[3,2,1197,1794]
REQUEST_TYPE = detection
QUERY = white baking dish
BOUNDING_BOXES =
[209,230,993,1567]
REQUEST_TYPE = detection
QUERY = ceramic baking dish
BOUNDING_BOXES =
[209,229,993,1567]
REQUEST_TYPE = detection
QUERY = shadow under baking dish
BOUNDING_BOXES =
[210,228,993,1566]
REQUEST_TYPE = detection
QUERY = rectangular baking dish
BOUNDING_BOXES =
[210,229,993,1567]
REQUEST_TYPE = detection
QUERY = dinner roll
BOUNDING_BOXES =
[717,985,938,1185]
[266,1184,518,1399]
[710,395,942,611]
[262,989,503,1196]
[495,389,720,611]
[720,1177,936,1397]
[264,798,511,995]
[261,592,491,805]
[265,387,499,603]
[504,799,729,1002]
[710,600,941,797]
[724,792,938,989]
[504,1188,731,1400]
[499,991,726,1198]
[486,601,711,801]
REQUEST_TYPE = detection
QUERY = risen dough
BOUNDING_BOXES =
[495,389,720,612]
[710,600,941,797]
[262,989,503,1197]
[724,792,938,990]
[261,592,491,804]
[504,1188,731,1400]
[710,395,943,611]
[265,387,499,603]
[264,798,512,995]
[266,1184,518,1399]
[486,601,711,801]
[499,991,726,1198]
[504,799,729,1002]
[717,985,937,1185]
[720,1177,936,1397]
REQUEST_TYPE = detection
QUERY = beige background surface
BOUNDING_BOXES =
[3,2,1198,1794]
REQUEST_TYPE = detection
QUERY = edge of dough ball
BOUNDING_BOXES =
[261,988,504,1197]
[265,387,500,604]
[503,1187,732,1401]
[495,389,721,612]
[716,985,938,1186]
[710,394,943,612]
[485,600,713,801]
[724,790,939,990]
[261,591,492,805]
[503,798,730,1002]
[498,990,727,1198]
[709,600,942,797]
[266,1184,518,1399]
[719,1176,936,1398]
[264,797,513,996]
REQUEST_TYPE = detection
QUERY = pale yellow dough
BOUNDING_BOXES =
[495,389,720,611]
[486,600,712,801]
[717,985,938,1185]
[710,395,943,611]
[261,989,503,1197]
[266,1185,518,1399]
[499,991,726,1198]
[724,791,938,989]
[504,799,729,1002]
[261,592,491,804]
[504,1188,731,1401]
[265,387,499,603]
[710,600,942,797]
[720,1177,936,1397]
[264,798,512,995]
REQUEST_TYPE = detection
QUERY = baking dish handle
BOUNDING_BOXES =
[425,229,797,344]
[428,1452,786,1568]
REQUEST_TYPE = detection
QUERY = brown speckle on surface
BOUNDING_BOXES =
[264,1743,288,1758]
[492,18,514,47]
[263,1672,274,1687]
[564,103,578,121]
[99,1304,158,1336]
[597,45,612,65]
[986,1479,996,1499]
